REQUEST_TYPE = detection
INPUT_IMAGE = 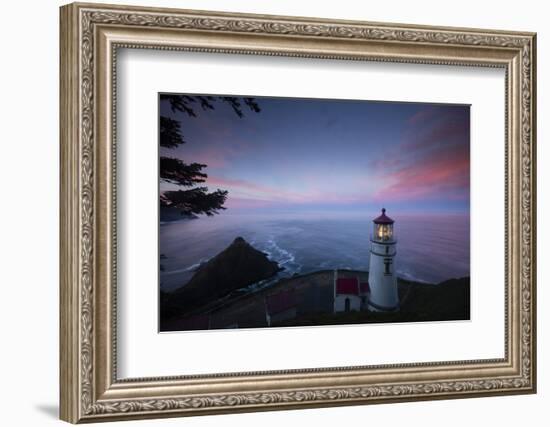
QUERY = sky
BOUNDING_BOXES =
[160,95,470,215]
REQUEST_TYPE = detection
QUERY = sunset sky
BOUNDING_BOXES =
[160,95,470,215]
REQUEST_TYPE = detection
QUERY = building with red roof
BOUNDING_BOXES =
[336,277,359,295]
[333,272,371,313]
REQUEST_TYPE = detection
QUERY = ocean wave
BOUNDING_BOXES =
[262,238,302,276]
[397,269,431,284]
[162,257,210,276]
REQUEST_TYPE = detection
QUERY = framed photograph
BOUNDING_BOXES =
[60,2,537,423]
[158,94,471,332]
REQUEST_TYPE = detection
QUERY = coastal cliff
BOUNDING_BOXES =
[161,237,281,320]
[160,239,470,331]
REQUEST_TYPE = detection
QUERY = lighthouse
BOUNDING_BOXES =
[368,208,399,312]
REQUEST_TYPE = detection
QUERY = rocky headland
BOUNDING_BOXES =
[161,237,282,320]
[160,238,470,331]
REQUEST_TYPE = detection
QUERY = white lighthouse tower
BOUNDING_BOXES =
[368,208,399,312]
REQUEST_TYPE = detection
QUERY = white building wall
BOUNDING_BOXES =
[369,241,399,311]
[333,294,361,312]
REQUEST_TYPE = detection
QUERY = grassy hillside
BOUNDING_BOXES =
[273,277,470,327]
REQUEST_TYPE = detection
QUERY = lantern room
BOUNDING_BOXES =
[372,208,394,242]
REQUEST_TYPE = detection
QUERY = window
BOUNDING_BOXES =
[375,223,393,241]
[384,258,391,275]
[345,298,350,312]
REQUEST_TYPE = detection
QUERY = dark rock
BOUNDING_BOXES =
[162,237,281,319]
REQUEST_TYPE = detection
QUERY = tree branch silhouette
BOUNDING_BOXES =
[160,94,261,217]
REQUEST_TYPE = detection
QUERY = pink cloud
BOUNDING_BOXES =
[191,147,230,168]
[368,106,470,204]
[208,175,371,206]
[224,197,275,210]
[372,146,469,202]
[187,138,254,169]
[207,176,304,203]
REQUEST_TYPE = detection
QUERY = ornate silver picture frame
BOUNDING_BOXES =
[60,2,536,423]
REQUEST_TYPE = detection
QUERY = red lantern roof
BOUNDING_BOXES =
[336,277,359,295]
[373,208,394,224]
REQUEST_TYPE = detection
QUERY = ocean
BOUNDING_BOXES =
[159,211,470,292]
